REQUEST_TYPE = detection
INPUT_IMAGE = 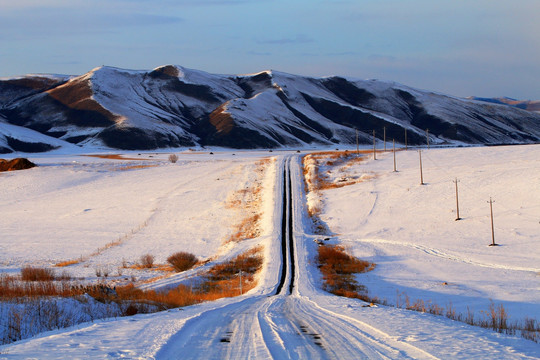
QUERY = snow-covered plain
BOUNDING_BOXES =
[0,145,539,359]
[0,152,273,281]
[318,145,539,322]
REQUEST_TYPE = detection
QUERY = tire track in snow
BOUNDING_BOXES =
[290,297,440,360]
[352,238,540,273]
[275,156,296,295]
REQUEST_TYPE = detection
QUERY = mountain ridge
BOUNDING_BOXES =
[1,64,539,153]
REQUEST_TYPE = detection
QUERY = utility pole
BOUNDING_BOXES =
[426,129,430,149]
[488,197,498,246]
[356,129,359,156]
[453,178,461,220]
[405,129,408,150]
[393,139,397,172]
[419,150,424,185]
[383,127,387,151]
[373,130,377,160]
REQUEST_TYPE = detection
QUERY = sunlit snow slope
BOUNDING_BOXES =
[1,65,539,153]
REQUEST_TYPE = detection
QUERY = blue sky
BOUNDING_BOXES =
[1,0,539,99]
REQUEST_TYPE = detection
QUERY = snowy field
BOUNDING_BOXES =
[0,151,274,282]
[319,144,540,321]
[0,145,539,358]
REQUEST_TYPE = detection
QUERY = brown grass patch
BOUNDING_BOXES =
[200,246,263,297]
[0,158,37,172]
[303,151,374,234]
[317,244,374,300]
[0,274,76,299]
[224,159,271,243]
[304,151,371,192]
[209,105,235,134]
[2,247,263,305]
[54,260,80,267]
[228,213,262,242]
[21,267,56,282]
[102,246,263,305]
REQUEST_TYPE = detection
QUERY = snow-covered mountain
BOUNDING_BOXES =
[1,65,539,153]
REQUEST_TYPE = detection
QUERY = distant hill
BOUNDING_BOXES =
[467,97,540,113]
[1,65,539,153]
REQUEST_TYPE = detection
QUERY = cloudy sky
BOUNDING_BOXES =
[1,0,539,99]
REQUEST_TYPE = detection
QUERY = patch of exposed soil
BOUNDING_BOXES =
[0,158,37,172]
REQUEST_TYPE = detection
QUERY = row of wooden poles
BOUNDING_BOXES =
[354,128,498,247]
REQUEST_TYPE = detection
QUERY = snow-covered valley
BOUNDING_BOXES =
[0,145,539,359]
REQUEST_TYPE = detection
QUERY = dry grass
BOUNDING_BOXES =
[0,244,266,345]
[201,246,263,297]
[1,247,262,304]
[304,150,372,192]
[54,260,80,267]
[228,214,262,242]
[303,151,375,234]
[21,267,56,282]
[139,254,155,269]
[224,159,271,243]
[391,291,539,342]
[0,274,75,299]
[317,244,375,300]
[99,246,263,305]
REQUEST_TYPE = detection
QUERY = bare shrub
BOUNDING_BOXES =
[21,267,55,282]
[168,154,179,163]
[167,252,198,272]
[140,254,155,269]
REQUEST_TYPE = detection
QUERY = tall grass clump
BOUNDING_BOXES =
[317,244,375,300]
[21,267,55,282]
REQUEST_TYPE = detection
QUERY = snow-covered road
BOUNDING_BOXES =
[1,153,539,359]
[150,156,438,360]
